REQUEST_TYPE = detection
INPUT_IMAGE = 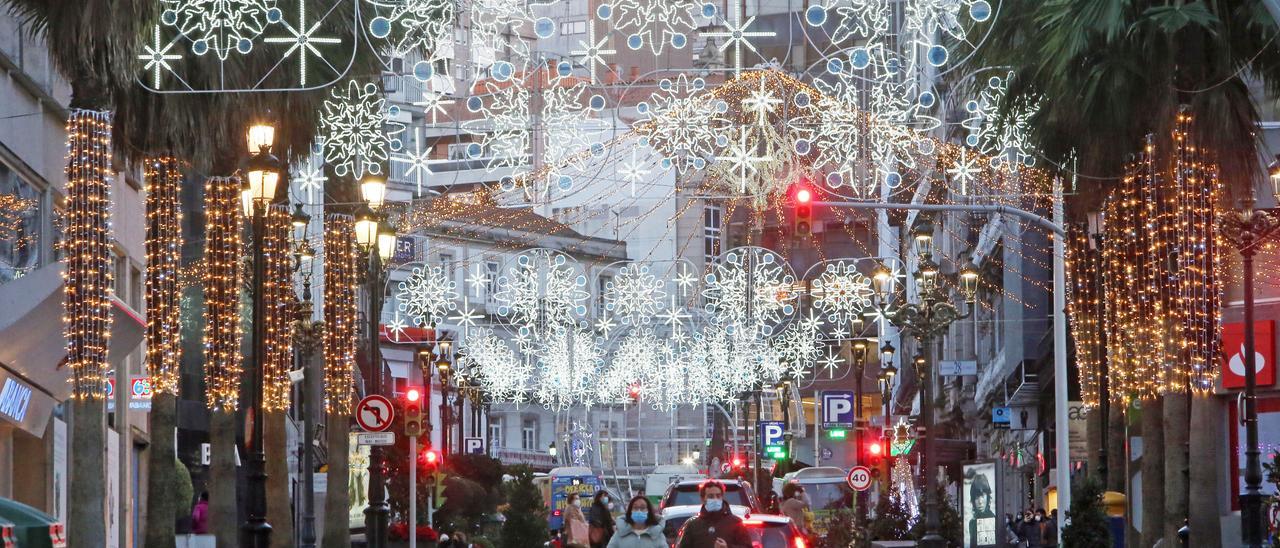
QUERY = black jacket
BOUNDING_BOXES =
[675,507,752,548]
[588,501,615,548]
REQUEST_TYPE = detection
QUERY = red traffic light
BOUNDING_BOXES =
[406,388,421,402]
[628,384,641,399]
[795,187,813,204]
[731,457,743,467]
[420,448,440,466]
[868,441,883,457]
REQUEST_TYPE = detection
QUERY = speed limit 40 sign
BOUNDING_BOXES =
[847,466,873,491]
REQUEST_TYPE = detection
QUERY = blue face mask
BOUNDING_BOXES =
[704,499,723,512]
[630,511,648,523]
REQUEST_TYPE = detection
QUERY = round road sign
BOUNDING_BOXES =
[356,395,395,432]
[847,465,873,491]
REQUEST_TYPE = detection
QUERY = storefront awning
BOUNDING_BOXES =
[0,262,145,433]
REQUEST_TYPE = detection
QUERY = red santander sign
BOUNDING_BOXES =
[1222,320,1276,389]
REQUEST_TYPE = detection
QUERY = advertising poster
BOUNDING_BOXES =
[348,433,371,527]
[962,461,998,548]
[52,418,66,524]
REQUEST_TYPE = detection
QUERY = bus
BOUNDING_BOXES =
[774,466,853,535]
[545,467,605,532]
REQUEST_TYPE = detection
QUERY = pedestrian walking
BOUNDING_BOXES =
[588,490,616,548]
[1027,508,1053,548]
[190,492,209,534]
[607,496,666,548]
[1005,513,1025,547]
[675,480,752,548]
[779,483,810,537]
[564,492,591,548]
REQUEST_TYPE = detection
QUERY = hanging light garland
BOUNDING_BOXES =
[144,156,183,395]
[203,176,243,411]
[323,214,358,415]
[63,110,114,400]
[263,206,295,412]
[1066,225,1104,407]
[1074,110,1221,404]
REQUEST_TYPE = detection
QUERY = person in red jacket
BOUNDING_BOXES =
[190,492,209,534]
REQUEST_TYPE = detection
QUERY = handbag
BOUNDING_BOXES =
[589,524,606,544]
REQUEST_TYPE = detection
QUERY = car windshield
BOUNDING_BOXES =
[663,515,691,544]
[747,521,795,548]
[804,482,852,511]
[666,483,752,508]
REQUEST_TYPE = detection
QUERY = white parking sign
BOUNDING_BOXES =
[820,390,856,429]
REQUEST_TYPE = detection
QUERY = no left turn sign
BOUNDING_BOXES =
[356,395,395,432]
[847,465,873,491]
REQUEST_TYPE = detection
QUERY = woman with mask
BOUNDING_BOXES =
[606,496,666,548]
[588,490,616,548]
[564,492,590,547]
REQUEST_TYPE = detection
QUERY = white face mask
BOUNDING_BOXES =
[572,499,581,507]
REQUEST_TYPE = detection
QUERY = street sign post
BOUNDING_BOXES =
[847,466,873,491]
[820,391,856,429]
[356,394,395,432]
[356,432,396,446]
[938,360,978,376]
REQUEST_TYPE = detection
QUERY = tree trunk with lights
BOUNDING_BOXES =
[1107,399,1126,494]
[208,409,239,547]
[323,414,351,548]
[1140,396,1165,547]
[1163,391,1189,543]
[1188,393,1223,545]
[266,410,294,547]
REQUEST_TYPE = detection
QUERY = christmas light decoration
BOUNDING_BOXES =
[810,260,875,327]
[704,246,797,336]
[701,1,775,75]
[635,74,725,173]
[493,249,590,345]
[323,214,359,414]
[963,72,1041,172]
[1075,110,1221,404]
[63,110,113,400]
[262,0,343,86]
[203,176,243,411]
[459,327,529,402]
[534,328,603,410]
[320,80,389,178]
[262,207,294,411]
[160,0,279,59]
[144,156,183,395]
[603,263,666,325]
[365,0,455,62]
[597,0,700,55]
[396,263,459,327]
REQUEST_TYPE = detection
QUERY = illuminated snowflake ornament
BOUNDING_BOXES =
[604,264,666,325]
[539,69,604,194]
[811,261,874,326]
[772,310,823,380]
[703,247,797,336]
[493,249,591,346]
[534,329,603,410]
[463,69,531,181]
[262,0,342,86]
[366,0,456,61]
[160,0,281,59]
[396,264,459,326]
[964,72,1042,173]
[636,75,726,173]
[794,78,864,192]
[461,328,531,402]
[597,0,702,55]
[320,80,389,178]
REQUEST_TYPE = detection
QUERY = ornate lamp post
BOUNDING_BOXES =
[435,344,453,458]
[292,273,323,548]
[1219,162,1280,548]
[241,121,281,547]
[873,220,978,548]
[356,178,396,548]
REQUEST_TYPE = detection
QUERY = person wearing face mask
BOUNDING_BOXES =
[606,496,666,548]
[564,493,591,547]
[588,490,616,548]
[675,480,752,548]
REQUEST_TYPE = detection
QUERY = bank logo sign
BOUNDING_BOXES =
[0,378,32,423]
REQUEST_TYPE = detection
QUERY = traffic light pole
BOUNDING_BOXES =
[409,434,417,548]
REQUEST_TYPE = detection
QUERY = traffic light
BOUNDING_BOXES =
[419,448,441,474]
[404,387,424,438]
[790,182,814,238]
[866,440,884,463]
[628,383,641,401]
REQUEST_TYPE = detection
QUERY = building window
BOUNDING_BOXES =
[597,275,611,317]
[486,260,499,298]
[522,420,537,451]
[704,205,722,261]
[560,20,587,35]
[489,419,502,448]
[440,252,456,286]
[0,164,42,285]
[470,406,483,437]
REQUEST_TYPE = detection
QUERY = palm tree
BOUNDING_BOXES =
[972,3,1280,542]
[2,1,154,544]
[1140,397,1164,546]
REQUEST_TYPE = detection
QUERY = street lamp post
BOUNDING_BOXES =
[241,122,281,548]
[1219,164,1280,548]
[356,188,397,548]
[873,221,978,548]
[436,345,453,458]
[292,274,323,548]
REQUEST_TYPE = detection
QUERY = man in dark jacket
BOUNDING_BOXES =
[676,480,752,548]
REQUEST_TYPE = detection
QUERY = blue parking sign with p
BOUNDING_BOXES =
[821,390,856,429]
[760,421,786,447]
